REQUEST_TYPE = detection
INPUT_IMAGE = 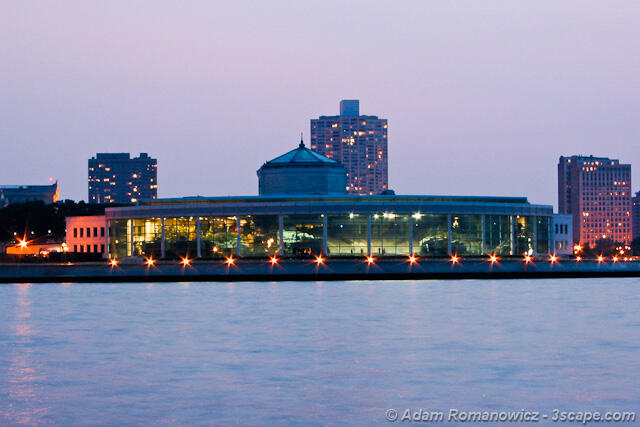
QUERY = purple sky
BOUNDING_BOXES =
[2,1,639,208]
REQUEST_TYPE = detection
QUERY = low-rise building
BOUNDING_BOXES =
[65,215,108,258]
[552,214,573,255]
[0,182,59,207]
[103,141,554,260]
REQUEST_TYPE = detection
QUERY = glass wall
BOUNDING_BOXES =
[108,219,128,258]
[413,214,448,256]
[450,215,483,255]
[200,216,237,257]
[327,214,368,256]
[282,214,324,256]
[164,217,197,258]
[484,215,511,255]
[371,213,410,256]
[514,215,535,255]
[107,211,552,259]
[536,216,550,254]
[240,215,279,256]
[132,218,162,257]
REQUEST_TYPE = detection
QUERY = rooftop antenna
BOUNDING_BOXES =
[299,132,305,148]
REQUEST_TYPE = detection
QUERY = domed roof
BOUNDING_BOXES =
[261,138,339,167]
[257,137,347,196]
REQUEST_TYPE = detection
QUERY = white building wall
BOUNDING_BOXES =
[552,214,573,255]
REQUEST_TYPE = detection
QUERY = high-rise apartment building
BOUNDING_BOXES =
[88,153,157,204]
[558,155,632,246]
[310,100,388,195]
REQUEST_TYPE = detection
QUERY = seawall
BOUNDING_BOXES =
[1,258,640,283]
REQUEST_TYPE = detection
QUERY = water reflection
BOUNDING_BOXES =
[4,284,49,426]
[0,279,638,425]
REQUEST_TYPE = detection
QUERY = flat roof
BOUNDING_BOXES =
[138,194,531,206]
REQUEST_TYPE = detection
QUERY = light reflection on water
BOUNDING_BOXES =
[0,278,639,426]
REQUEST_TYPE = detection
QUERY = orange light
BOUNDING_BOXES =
[523,255,532,264]
[549,254,558,263]
[576,256,582,262]
[110,259,118,267]
[450,255,459,264]
[18,239,28,249]
[408,254,418,264]
[212,246,219,253]
[489,254,499,264]
[315,255,325,265]
[612,256,618,263]
[225,256,235,266]
[366,255,375,265]
[181,257,191,266]
[597,255,604,263]
[574,244,582,253]
[269,255,278,265]
[145,257,155,267]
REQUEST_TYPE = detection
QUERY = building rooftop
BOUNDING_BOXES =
[261,139,339,167]
[136,194,531,206]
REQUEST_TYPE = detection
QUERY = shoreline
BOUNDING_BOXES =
[1,258,639,283]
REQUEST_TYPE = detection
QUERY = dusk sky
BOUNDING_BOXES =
[2,1,639,208]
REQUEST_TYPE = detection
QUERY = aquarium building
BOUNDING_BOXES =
[104,142,554,259]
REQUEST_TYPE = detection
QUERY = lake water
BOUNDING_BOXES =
[0,279,638,426]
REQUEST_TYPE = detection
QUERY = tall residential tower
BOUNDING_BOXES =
[310,100,388,195]
[88,153,157,204]
[558,155,632,246]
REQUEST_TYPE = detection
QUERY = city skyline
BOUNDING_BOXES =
[2,2,640,207]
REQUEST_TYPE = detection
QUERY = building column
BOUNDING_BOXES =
[196,217,202,258]
[510,216,516,255]
[367,214,372,255]
[409,214,414,255]
[481,215,486,255]
[548,217,552,255]
[236,216,242,257]
[161,218,166,258]
[322,214,328,255]
[533,216,538,255]
[447,214,452,255]
[128,219,134,257]
[278,215,284,256]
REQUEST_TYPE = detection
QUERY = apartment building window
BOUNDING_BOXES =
[100,227,105,237]
[74,228,78,238]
